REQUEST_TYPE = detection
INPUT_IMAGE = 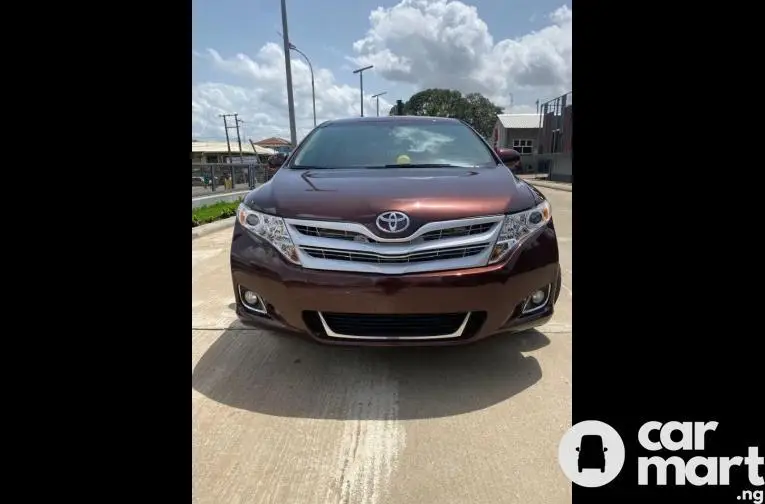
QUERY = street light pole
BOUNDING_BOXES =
[280,0,297,147]
[352,65,373,117]
[289,45,316,128]
[371,91,387,117]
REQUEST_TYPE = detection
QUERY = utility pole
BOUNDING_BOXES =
[234,114,244,162]
[279,32,317,128]
[352,65,373,117]
[237,117,247,144]
[219,114,235,161]
[371,91,387,117]
[281,0,297,147]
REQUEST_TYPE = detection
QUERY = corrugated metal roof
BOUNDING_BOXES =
[497,114,542,129]
[254,136,291,146]
[191,141,275,156]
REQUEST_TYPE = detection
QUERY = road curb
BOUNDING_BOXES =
[191,190,251,208]
[192,217,236,240]
[527,180,572,192]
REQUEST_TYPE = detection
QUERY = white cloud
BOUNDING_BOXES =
[192,1,571,142]
[350,0,572,108]
[192,44,392,142]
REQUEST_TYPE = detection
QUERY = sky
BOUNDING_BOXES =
[192,0,572,143]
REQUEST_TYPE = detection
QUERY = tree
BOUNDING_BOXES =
[462,92,503,141]
[387,88,503,138]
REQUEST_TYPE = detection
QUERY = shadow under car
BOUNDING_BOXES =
[192,324,549,420]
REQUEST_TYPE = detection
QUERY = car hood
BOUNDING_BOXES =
[245,166,536,227]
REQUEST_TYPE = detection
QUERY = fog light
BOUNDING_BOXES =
[238,286,268,315]
[521,285,551,315]
[243,290,259,305]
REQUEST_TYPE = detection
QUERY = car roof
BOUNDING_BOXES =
[320,116,463,127]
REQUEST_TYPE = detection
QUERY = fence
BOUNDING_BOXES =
[191,162,275,197]
[533,91,572,183]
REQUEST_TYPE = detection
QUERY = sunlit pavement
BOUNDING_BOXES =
[192,187,572,504]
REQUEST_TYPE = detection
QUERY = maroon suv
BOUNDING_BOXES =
[231,116,561,346]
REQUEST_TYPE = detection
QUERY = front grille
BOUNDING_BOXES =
[292,221,496,243]
[286,215,504,274]
[301,244,489,264]
[324,312,466,337]
[293,225,370,242]
[421,222,494,241]
[302,311,488,340]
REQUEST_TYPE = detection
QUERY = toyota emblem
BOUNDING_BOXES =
[376,211,410,233]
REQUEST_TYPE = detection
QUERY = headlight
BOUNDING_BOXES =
[488,200,552,264]
[237,204,300,264]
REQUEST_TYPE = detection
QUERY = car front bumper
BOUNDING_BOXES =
[230,221,561,346]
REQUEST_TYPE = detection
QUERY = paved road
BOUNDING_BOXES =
[192,187,572,504]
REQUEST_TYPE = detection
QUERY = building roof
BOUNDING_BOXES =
[191,140,275,156]
[497,114,542,129]
[253,137,292,147]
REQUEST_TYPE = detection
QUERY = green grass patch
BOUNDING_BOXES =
[192,199,243,228]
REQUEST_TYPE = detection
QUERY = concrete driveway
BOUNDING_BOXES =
[192,187,572,504]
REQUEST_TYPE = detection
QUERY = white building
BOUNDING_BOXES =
[191,140,275,163]
[492,114,542,155]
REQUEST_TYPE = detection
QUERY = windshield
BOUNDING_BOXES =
[291,121,497,169]
[580,436,603,450]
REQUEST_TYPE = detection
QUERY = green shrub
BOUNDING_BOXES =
[191,198,243,227]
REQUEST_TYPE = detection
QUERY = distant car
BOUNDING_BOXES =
[231,116,561,346]
[576,435,607,472]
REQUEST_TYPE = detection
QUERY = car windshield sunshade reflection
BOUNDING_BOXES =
[290,121,497,169]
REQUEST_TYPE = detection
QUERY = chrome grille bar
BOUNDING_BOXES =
[284,215,504,274]
[301,243,489,264]
[293,221,496,243]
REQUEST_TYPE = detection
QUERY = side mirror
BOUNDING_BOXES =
[575,447,580,452]
[603,447,608,452]
[496,148,519,164]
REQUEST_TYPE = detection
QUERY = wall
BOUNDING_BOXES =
[536,95,572,182]
[529,153,572,182]
[549,154,572,182]
[504,128,540,151]
[191,153,222,163]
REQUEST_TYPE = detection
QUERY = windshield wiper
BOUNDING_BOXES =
[380,163,469,168]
